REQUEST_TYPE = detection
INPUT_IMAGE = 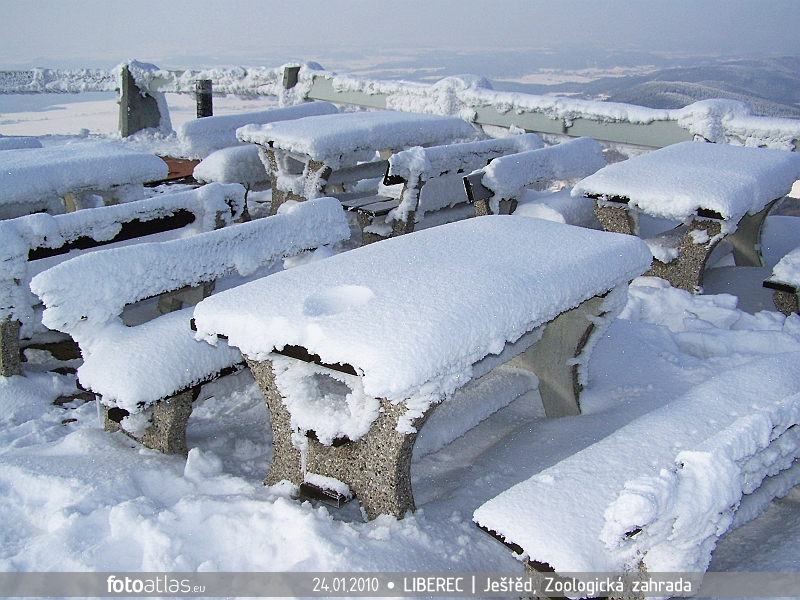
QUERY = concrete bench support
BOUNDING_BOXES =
[506,295,606,417]
[645,219,723,293]
[103,388,195,455]
[773,289,800,316]
[1,318,23,377]
[725,199,778,267]
[246,293,609,520]
[593,199,634,235]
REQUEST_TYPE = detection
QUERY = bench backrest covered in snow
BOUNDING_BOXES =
[0,183,245,377]
[177,101,339,158]
[473,352,800,576]
[193,216,652,519]
[30,197,351,454]
[0,142,169,217]
[355,133,545,243]
[463,136,606,216]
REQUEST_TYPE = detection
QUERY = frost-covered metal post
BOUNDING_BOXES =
[196,79,213,118]
[118,65,162,137]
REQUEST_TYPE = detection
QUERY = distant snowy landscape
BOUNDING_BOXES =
[2,56,800,599]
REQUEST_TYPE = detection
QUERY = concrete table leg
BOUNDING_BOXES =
[645,219,722,293]
[773,289,799,316]
[0,318,23,377]
[103,390,194,455]
[505,295,606,417]
[594,199,635,235]
[726,199,779,267]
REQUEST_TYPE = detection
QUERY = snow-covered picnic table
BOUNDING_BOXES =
[0,142,168,218]
[764,245,800,315]
[193,216,652,519]
[572,141,800,292]
[236,110,477,215]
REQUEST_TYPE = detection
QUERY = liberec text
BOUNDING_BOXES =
[404,576,465,593]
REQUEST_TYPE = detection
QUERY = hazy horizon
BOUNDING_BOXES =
[2,0,800,78]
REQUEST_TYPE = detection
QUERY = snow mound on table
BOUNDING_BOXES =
[573,141,800,224]
[194,216,652,434]
[178,102,338,158]
[0,142,168,206]
[193,145,269,187]
[237,111,478,170]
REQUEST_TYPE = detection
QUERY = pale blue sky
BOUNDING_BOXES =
[1,0,799,72]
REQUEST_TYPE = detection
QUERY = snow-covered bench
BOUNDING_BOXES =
[473,352,800,577]
[30,197,350,454]
[193,145,271,219]
[764,246,800,315]
[0,183,245,378]
[354,133,545,244]
[463,136,606,218]
[237,110,478,217]
[0,142,169,218]
[177,101,339,159]
[573,141,800,293]
[193,216,652,519]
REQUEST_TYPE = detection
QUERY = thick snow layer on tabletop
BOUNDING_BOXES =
[473,350,800,574]
[193,146,269,187]
[31,197,350,345]
[572,141,800,224]
[237,111,477,170]
[770,246,800,288]
[515,188,601,229]
[387,133,545,222]
[178,102,338,158]
[0,136,42,151]
[0,183,245,324]
[0,142,168,206]
[478,137,605,205]
[193,216,652,424]
[78,308,242,412]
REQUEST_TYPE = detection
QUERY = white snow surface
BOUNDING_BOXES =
[177,102,338,158]
[0,183,245,325]
[573,141,800,223]
[193,217,652,426]
[0,136,42,151]
[0,142,168,206]
[515,187,601,229]
[478,137,606,205]
[770,246,800,289]
[237,110,478,170]
[473,350,800,574]
[193,145,269,187]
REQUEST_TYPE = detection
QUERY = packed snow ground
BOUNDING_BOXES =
[2,97,800,597]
